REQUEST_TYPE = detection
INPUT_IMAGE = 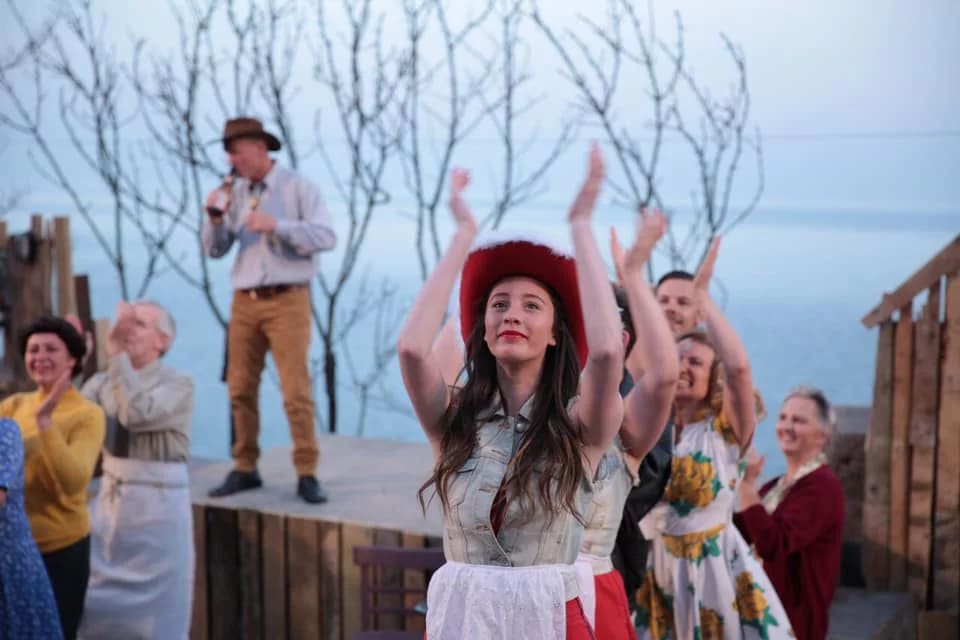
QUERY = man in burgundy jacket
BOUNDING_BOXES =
[734,386,845,640]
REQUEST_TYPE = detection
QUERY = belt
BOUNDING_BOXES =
[238,282,308,300]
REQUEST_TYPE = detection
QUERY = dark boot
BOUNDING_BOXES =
[297,475,328,504]
[208,469,263,497]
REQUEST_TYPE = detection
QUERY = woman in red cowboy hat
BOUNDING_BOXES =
[398,143,626,638]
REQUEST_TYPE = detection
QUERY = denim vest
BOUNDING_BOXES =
[441,394,591,600]
[579,441,635,559]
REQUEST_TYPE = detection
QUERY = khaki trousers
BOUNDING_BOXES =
[228,287,318,476]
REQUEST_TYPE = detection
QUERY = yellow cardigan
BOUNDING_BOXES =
[0,387,105,553]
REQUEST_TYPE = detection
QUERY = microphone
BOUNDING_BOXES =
[206,167,238,218]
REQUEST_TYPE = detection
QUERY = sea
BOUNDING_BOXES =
[1,204,955,479]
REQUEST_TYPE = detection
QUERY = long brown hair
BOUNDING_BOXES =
[419,280,584,524]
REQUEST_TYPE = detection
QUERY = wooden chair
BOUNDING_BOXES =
[351,545,446,640]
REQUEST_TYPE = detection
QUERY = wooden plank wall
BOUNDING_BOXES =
[865,270,960,640]
[889,302,914,590]
[907,284,941,606]
[190,508,436,640]
[862,321,894,588]
[932,273,960,616]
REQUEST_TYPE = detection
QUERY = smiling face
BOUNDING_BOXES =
[776,395,828,460]
[657,277,701,336]
[25,333,76,390]
[675,337,715,403]
[483,276,557,366]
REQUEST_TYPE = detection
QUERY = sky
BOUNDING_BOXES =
[2,0,959,216]
[0,0,956,465]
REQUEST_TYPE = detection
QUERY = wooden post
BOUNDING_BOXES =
[373,529,404,630]
[53,217,76,316]
[287,517,322,640]
[341,524,375,639]
[933,272,960,611]
[402,534,427,634]
[207,507,240,640]
[191,504,209,640]
[238,510,263,640]
[908,284,942,606]
[73,275,99,381]
[890,302,915,590]
[261,513,288,640]
[33,215,52,319]
[863,321,895,589]
[917,610,960,640]
[318,521,342,640]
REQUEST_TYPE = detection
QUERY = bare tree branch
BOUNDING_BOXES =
[310,0,405,431]
[532,0,762,275]
[482,0,576,229]
[396,0,497,279]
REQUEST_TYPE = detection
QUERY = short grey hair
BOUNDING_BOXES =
[784,385,836,437]
[133,299,176,355]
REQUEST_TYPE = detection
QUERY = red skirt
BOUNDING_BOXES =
[593,569,637,640]
[425,598,595,639]
[566,597,596,639]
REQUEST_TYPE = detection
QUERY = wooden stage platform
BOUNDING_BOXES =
[187,432,442,640]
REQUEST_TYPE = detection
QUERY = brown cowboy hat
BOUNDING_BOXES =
[221,117,282,152]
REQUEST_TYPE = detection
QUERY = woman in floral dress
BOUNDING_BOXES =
[0,417,64,639]
[635,239,793,640]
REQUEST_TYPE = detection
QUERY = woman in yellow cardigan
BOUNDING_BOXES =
[0,317,105,640]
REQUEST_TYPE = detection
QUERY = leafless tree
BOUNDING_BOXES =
[0,0,177,299]
[308,0,408,432]
[338,277,413,436]
[129,0,257,327]
[0,144,27,216]
[532,0,763,273]
[0,0,764,438]
[482,0,577,229]
[394,0,498,280]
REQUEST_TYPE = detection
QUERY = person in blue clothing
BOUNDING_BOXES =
[0,416,64,639]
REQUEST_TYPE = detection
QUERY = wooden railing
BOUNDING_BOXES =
[861,233,959,638]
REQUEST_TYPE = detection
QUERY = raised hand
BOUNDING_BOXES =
[107,301,137,357]
[623,208,667,274]
[568,142,605,224]
[448,168,478,234]
[609,227,626,286]
[35,368,72,432]
[742,447,766,486]
[693,236,721,296]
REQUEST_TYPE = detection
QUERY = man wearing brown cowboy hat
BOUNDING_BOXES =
[202,117,336,504]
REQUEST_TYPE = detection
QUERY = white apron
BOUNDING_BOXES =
[426,561,568,639]
[573,551,613,630]
[79,452,194,640]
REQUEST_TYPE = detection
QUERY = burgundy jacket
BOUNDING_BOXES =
[734,465,845,640]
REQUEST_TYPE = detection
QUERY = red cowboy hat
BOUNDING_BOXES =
[459,232,587,368]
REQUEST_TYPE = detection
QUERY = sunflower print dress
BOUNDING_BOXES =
[636,417,794,640]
